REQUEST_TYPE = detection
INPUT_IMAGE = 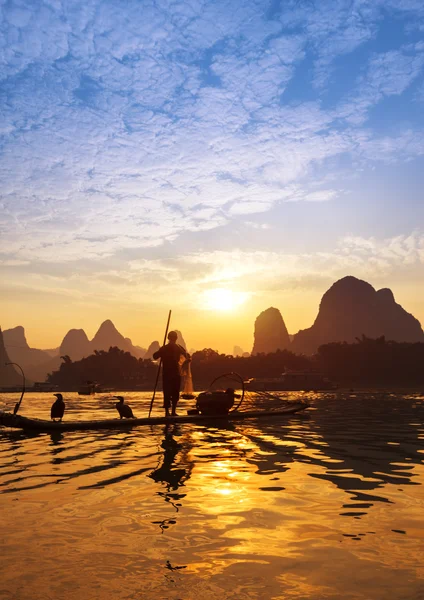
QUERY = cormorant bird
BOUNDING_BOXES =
[114,396,135,419]
[51,393,65,421]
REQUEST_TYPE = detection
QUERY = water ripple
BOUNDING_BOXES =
[1,391,424,599]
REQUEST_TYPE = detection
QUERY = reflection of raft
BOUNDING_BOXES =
[0,401,308,433]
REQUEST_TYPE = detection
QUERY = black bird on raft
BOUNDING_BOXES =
[50,393,65,422]
[114,396,135,419]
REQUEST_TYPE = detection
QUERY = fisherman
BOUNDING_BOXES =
[153,331,189,417]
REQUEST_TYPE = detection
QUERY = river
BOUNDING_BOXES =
[0,391,423,600]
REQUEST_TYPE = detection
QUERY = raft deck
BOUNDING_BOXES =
[0,402,308,432]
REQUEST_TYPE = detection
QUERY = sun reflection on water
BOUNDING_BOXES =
[0,391,423,599]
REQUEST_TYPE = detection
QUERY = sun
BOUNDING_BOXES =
[203,288,248,311]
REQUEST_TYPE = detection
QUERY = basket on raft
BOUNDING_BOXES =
[187,372,245,416]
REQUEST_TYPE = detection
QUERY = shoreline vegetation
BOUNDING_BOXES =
[29,336,424,392]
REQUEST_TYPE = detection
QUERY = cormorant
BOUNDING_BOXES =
[114,396,135,419]
[51,393,65,421]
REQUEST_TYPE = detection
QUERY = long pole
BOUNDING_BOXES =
[5,362,26,415]
[148,310,171,418]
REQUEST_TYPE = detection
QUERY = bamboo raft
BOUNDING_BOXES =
[0,401,308,433]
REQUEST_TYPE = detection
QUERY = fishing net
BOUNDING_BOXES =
[243,383,309,412]
[180,357,195,399]
[245,389,291,411]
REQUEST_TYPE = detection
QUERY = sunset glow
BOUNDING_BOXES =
[2,4,424,600]
[202,288,249,312]
[0,0,423,354]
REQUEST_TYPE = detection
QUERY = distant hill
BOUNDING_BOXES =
[1,320,155,383]
[0,328,25,387]
[3,326,52,367]
[134,344,147,357]
[90,320,147,359]
[291,276,424,355]
[175,330,186,350]
[144,340,160,359]
[60,329,91,361]
[43,347,59,358]
[251,307,290,355]
[91,320,132,354]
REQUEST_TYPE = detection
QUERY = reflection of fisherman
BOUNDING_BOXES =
[153,331,189,417]
[149,425,186,489]
[149,424,193,533]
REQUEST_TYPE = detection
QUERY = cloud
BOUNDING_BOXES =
[339,44,424,124]
[341,232,424,267]
[243,221,271,230]
[0,0,424,268]
[134,231,424,298]
[2,230,423,326]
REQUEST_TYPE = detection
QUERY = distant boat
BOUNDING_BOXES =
[78,382,101,395]
[245,371,336,392]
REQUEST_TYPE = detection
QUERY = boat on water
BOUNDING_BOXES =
[245,371,336,392]
[78,381,101,395]
[0,401,309,432]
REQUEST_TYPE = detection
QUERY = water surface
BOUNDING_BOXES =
[1,391,423,600]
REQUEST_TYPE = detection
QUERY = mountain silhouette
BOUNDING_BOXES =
[174,330,186,350]
[60,328,91,361]
[3,326,52,366]
[5,278,423,382]
[252,307,290,355]
[43,347,60,357]
[2,320,150,382]
[90,320,145,358]
[91,320,129,352]
[0,328,27,387]
[144,340,160,359]
[291,276,424,355]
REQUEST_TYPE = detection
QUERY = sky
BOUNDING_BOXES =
[1,0,424,354]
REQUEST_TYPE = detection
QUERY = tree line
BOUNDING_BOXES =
[48,347,157,390]
[316,335,424,385]
[46,336,424,390]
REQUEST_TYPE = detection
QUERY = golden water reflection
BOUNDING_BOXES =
[0,391,423,599]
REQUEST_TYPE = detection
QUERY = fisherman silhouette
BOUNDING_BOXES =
[153,331,189,417]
